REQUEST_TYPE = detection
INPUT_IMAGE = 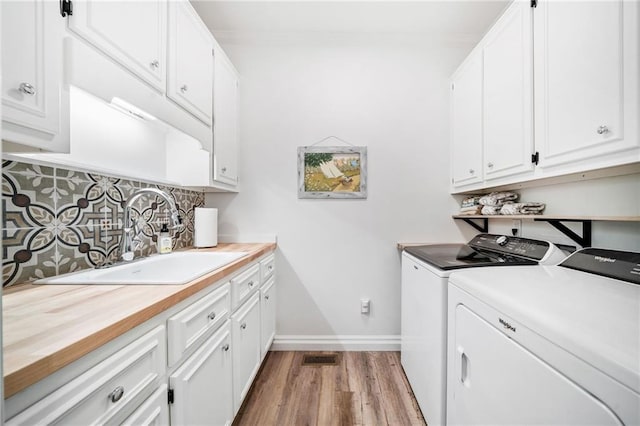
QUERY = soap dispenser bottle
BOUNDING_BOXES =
[158,223,172,254]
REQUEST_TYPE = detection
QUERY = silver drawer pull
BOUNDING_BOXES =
[265,295,270,300]
[19,82,36,96]
[268,265,274,271]
[150,60,160,69]
[222,167,227,173]
[248,281,254,288]
[487,162,494,168]
[597,125,609,135]
[180,84,188,93]
[108,386,125,403]
[240,323,247,330]
[222,343,230,351]
[207,312,216,321]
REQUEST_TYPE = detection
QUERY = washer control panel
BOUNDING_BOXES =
[469,234,552,261]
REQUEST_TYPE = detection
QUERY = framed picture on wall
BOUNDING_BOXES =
[297,146,367,199]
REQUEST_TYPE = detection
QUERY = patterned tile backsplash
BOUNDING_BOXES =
[2,160,205,287]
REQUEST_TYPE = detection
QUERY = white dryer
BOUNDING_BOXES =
[401,234,566,426]
[447,248,640,425]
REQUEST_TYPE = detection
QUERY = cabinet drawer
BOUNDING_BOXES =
[167,282,230,367]
[231,264,260,309]
[122,384,169,426]
[7,326,166,426]
[260,254,276,283]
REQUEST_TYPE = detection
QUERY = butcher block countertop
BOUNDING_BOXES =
[3,242,276,399]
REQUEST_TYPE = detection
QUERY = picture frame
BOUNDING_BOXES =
[297,146,367,199]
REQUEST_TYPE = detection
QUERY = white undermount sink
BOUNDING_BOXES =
[35,252,248,285]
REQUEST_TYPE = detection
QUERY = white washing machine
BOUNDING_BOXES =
[446,248,640,425]
[401,234,566,426]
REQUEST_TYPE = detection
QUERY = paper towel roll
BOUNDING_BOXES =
[194,207,218,247]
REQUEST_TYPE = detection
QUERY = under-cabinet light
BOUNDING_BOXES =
[110,97,157,121]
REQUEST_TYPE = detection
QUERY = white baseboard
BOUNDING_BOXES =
[271,334,400,351]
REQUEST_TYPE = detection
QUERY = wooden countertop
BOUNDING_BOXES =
[3,243,276,399]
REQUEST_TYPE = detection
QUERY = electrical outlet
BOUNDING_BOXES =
[512,219,522,236]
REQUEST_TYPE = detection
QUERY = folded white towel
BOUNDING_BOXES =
[500,202,546,215]
[479,192,519,206]
[481,205,502,215]
[460,205,482,214]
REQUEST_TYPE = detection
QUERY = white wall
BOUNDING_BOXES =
[206,38,469,347]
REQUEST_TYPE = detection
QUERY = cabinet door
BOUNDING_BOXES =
[122,384,170,426]
[450,51,483,189]
[232,292,261,414]
[1,0,68,152]
[68,0,166,92]
[448,305,622,425]
[483,1,534,181]
[534,0,639,168]
[169,322,233,426]
[213,47,239,186]
[260,277,276,358]
[167,0,214,125]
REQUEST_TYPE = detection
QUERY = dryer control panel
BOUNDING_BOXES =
[560,248,640,284]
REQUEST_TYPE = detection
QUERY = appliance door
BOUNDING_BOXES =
[447,303,622,425]
[401,253,447,426]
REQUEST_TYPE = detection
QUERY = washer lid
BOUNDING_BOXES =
[449,264,640,395]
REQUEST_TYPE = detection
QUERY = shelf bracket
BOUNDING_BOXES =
[458,217,489,233]
[534,218,592,247]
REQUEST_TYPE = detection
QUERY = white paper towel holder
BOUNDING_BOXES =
[194,207,218,247]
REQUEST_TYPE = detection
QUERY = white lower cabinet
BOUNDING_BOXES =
[260,277,277,358]
[6,326,166,425]
[232,292,262,414]
[6,252,276,426]
[122,384,170,426]
[169,321,233,426]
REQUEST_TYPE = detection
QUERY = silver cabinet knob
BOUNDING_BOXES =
[207,311,216,321]
[268,265,273,271]
[597,125,609,135]
[469,169,474,174]
[108,386,125,403]
[240,323,247,330]
[180,84,188,93]
[265,295,270,300]
[19,82,36,96]
[248,281,254,288]
[221,167,227,173]
[150,60,160,69]
[222,343,230,351]
[487,162,494,168]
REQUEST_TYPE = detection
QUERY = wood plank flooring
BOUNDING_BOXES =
[233,351,426,426]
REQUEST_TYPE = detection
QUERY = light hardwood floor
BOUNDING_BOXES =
[233,351,426,426]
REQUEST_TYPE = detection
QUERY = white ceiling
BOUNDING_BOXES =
[191,1,511,41]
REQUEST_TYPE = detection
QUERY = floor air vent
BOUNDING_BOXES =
[301,353,340,366]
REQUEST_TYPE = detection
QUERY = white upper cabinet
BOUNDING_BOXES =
[534,0,639,169]
[213,45,240,186]
[167,0,214,126]
[450,51,483,189]
[482,1,533,181]
[68,0,167,92]
[1,0,69,152]
[450,0,639,193]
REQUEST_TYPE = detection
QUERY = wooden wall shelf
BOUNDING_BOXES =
[452,215,640,247]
